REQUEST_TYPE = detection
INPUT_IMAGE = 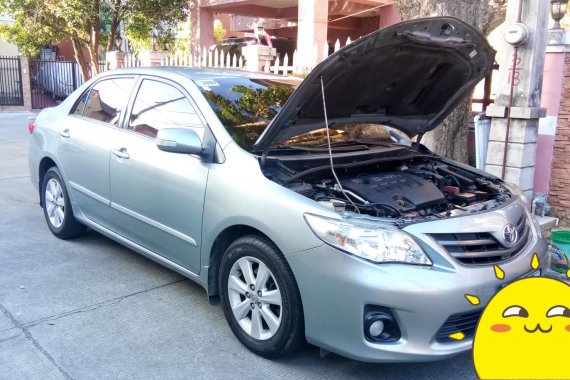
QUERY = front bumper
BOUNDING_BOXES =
[285,214,547,363]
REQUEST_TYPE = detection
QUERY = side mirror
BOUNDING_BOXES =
[156,128,204,155]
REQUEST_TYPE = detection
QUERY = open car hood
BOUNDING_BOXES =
[254,17,494,152]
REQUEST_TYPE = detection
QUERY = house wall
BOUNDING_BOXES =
[0,38,18,56]
[56,39,76,61]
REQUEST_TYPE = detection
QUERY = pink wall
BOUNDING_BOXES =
[534,134,556,193]
[533,51,566,194]
[542,52,565,115]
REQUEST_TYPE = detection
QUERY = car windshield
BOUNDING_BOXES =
[198,77,297,151]
[198,78,410,152]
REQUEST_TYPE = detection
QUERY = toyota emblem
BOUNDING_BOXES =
[503,224,518,246]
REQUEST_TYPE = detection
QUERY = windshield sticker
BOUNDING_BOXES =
[195,80,220,88]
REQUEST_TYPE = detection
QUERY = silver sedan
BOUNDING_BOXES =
[29,17,547,362]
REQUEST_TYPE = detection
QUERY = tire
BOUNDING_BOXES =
[42,167,85,239]
[219,235,305,357]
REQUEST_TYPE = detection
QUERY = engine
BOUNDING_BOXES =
[272,157,511,220]
[340,172,444,213]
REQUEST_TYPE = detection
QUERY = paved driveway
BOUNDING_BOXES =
[0,112,477,379]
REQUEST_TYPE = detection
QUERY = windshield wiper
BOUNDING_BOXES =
[270,143,370,153]
[315,139,396,148]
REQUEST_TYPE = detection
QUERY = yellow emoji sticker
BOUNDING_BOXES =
[473,276,570,379]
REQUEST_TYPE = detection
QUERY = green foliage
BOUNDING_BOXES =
[0,0,91,56]
[0,0,188,58]
[123,0,187,50]
[213,19,226,42]
[173,20,191,52]
[0,21,55,57]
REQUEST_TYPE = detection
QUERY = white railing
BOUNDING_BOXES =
[120,36,355,76]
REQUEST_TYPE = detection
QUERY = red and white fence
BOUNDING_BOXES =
[121,37,355,76]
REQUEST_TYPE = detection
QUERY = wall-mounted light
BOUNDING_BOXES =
[551,0,568,30]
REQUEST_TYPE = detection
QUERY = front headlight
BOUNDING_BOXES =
[304,214,431,265]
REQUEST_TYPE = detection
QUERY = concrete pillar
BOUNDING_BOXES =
[200,7,215,48]
[378,3,401,29]
[106,51,125,70]
[485,0,549,199]
[242,45,277,72]
[139,50,166,67]
[20,57,32,111]
[534,30,570,195]
[189,1,214,58]
[296,0,328,74]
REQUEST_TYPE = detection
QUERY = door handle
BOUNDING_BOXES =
[59,129,70,138]
[112,147,130,159]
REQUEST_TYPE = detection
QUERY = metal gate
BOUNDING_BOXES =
[29,59,84,109]
[0,56,24,106]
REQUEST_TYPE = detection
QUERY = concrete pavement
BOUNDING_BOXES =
[0,112,477,379]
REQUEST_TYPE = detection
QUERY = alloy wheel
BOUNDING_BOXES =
[227,256,283,340]
[45,178,65,228]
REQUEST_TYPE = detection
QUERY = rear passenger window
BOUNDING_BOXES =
[81,78,134,126]
[128,79,203,139]
[71,90,90,116]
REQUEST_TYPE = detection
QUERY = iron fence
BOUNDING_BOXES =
[0,56,24,106]
[29,59,108,109]
[29,59,84,109]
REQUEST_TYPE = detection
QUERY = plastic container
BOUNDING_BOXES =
[474,114,491,170]
[549,230,570,275]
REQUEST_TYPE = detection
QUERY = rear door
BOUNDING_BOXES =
[109,77,210,273]
[57,76,136,229]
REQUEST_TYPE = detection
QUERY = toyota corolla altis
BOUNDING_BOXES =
[29,17,547,362]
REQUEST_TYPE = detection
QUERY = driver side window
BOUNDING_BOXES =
[129,79,204,139]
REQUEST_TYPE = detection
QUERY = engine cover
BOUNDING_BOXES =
[340,172,444,212]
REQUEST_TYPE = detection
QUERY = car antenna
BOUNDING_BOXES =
[320,75,360,214]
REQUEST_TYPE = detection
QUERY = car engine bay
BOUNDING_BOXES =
[263,151,512,222]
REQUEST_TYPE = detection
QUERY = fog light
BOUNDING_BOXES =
[369,320,385,337]
[363,306,401,343]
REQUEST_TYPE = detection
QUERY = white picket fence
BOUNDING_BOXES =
[121,37,355,76]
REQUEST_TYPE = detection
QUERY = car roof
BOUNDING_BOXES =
[99,66,299,83]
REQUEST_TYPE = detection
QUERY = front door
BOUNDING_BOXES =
[109,78,210,273]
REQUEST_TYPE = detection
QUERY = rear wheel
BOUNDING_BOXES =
[42,167,84,239]
[219,235,305,357]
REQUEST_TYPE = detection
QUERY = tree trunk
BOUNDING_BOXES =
[87,0,101,77]
[106,0,123,52]
[394,0,507,163]
[106,16,120,53]
[71,37,91,82]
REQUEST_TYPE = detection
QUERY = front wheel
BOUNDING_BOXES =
[42,167,85,239]
[219,235,305,357]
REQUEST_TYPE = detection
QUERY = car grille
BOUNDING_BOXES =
[428,215,529,265]
[435,309,483,343]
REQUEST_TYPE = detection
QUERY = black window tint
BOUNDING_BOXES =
[71,90,90,116]
[129,79,203,139]
[83,78,134,126]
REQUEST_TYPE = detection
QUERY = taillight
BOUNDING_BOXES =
[28,120,35,134]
